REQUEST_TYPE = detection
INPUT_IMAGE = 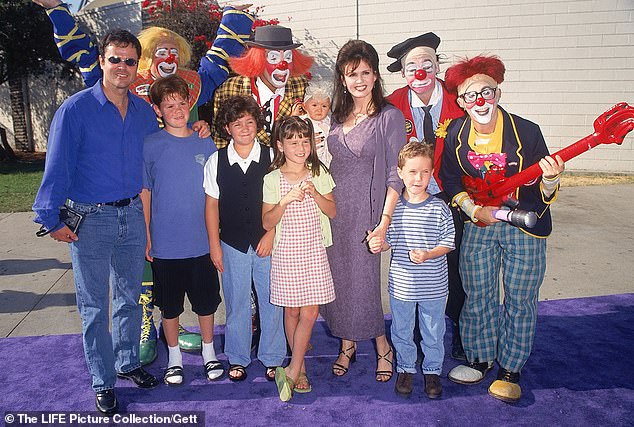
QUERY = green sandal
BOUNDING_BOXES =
[293,373,312,393]
[275,367,294,402]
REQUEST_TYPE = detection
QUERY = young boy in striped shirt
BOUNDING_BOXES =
[368,141,455,399]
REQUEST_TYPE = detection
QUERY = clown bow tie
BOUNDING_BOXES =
[467,151,507,169]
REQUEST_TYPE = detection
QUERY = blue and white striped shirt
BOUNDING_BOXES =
[386,195,455,301]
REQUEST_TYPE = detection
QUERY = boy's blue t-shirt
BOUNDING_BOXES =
[143,129,217,259]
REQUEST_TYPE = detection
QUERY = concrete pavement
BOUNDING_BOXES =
[1,184,633,338]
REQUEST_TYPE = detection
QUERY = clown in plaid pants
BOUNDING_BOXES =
[459,221,546,372]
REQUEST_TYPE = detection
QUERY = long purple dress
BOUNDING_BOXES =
[321,104,406,341]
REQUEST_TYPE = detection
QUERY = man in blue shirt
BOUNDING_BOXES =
[33,29,161,415]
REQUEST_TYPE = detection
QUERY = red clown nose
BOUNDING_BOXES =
[277,60,289,71]
[475,97,486,106]
[166,54,177,64]
[414,69,427,80]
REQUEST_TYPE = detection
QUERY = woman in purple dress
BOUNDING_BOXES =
[321,40,406,381]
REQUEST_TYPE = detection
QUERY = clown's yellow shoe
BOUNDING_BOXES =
[488,369,521,403]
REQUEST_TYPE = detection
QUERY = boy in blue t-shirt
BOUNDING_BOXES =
[141,75,223,385]
[368,142,455,399]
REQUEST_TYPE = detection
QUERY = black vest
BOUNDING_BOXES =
[217,145,271,253]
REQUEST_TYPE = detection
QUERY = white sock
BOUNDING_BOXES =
[168,345,182,368]
[202,341,217,365]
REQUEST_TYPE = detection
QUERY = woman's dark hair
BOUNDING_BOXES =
[215,95,265,140]
[99,29,142,59]
[331,39,387,124]
[270,116,323,176]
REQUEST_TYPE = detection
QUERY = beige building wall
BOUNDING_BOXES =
[255,0,634,172]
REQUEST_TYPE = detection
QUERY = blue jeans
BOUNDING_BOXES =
[68,198,146,392]
[220,242,286,367]
[390,295,446,375]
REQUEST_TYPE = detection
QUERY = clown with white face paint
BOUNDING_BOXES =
[386,32,467,364]
[264,49,294,88]
[212,25,314,147]
[153,43,179,78]
[456,75,500,130]
[440,55,565,404]
[402,48,437,96]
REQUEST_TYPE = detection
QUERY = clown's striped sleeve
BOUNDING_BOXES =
[45,3,101,88]
[197,7,254,106]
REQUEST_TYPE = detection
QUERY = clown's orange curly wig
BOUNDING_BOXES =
[137,27,192,73]
[445,55,505,94]
[229,47,313,78]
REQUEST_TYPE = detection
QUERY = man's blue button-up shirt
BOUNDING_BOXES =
[33,80,159,230]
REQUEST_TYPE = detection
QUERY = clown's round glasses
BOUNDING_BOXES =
[459,86,497,104]
[107,56,138,67]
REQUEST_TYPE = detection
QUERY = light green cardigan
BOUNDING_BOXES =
[262,167,335,249]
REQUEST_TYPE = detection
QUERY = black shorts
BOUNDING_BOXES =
[151,254,221,319]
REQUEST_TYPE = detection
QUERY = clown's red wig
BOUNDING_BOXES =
[229,47,313,78]
[445,55,505,94]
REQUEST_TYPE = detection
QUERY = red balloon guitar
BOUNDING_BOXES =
[463,102,634,227]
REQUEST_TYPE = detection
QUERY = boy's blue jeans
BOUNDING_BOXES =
[389,295,447,375]
[67,198,146,392]
[220,242,286,367]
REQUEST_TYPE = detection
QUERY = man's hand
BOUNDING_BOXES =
[50,225,78,243]
[539,154,565,179]
[32,0,62,8]
[473,206,500,226]
[192,120,211,138]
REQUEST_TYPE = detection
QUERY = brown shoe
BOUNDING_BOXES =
[394,372,413,396]
[424,374,442,399]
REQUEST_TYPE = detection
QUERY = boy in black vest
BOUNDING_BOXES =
[203,96,286,382]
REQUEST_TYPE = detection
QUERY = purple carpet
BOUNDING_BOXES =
[1,294,633,426]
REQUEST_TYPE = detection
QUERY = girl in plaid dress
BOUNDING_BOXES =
[262,116,336,401]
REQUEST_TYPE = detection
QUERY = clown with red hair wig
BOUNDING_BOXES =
[212,25,313,147]
[439,55,565,403]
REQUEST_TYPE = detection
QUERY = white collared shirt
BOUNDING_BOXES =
[255,77,285,120]
[410,79,442,108]
[203,139,274,199]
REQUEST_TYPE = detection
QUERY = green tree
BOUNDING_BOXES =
[0,0,74,152]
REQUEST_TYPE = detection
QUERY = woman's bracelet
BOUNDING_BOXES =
[381,213,392,222]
